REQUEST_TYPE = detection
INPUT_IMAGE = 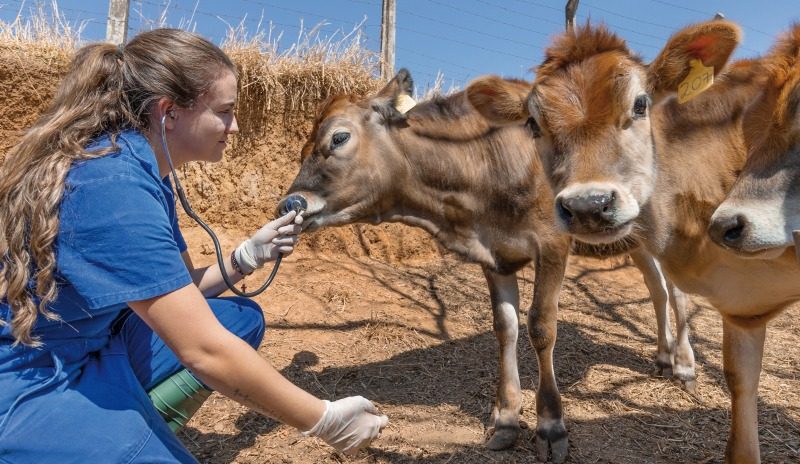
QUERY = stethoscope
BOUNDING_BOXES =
[159,113,303,297]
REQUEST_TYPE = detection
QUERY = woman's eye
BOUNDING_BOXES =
[331,132,351,149]
[633,95,649,119]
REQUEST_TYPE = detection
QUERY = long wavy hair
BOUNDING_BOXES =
[0,29,236,346]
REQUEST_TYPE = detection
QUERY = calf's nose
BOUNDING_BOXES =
[557,192,615,226]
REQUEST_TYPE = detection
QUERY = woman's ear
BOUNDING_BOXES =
[153,97,178,129]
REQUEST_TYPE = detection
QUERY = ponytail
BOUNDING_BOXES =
[0,28,235,346]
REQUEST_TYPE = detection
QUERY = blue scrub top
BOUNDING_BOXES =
[0,129,194,462]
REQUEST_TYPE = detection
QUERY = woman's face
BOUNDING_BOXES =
[169,69,239,164]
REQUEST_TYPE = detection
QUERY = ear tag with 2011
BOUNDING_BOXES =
[678,59,714,104]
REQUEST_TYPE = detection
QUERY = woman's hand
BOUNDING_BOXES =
[302,396,389,454]
[234,210,303,274]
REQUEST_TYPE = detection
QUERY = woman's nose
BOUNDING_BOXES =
[227,115,239,134]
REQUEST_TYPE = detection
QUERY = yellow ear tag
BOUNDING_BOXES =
[394,94,417,114]
[678,59,714,104]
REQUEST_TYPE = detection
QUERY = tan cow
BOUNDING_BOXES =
[278,70,694,459]
[467,20,800,463]
[709,25,800,260]
[706,27,800,463]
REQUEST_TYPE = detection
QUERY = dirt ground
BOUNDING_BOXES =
[178,226,799,464]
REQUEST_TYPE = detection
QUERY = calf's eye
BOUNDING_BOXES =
[331,132,351,149]
[632,95,649,119]
[526,117,542,138]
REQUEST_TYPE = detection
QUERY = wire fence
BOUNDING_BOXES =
[0,0,785,91]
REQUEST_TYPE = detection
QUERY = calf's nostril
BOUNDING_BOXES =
[710,213,748,246]
[723,219,745,243]
[557,198,574,221]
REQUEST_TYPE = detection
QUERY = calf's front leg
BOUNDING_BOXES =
[722,317,766,464]
[528,242,570,463]
[629,249,696,390]
[482,268,523,450]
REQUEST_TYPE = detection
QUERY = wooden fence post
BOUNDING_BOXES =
[380,0,396,80]
[106,0,130,44]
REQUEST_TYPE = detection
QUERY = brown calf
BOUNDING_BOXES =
[278,71,694,459]
[467,20,800,463]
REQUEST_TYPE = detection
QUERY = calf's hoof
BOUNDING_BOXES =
[655,359,697,394]
[674,374,697,395]
[653,358,673,378]
[485,424,520,450]
[535,434,568,463]
[535,422,569,463]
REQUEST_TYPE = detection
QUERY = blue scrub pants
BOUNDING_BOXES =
[118,296,266,391]
[0,297,266,464]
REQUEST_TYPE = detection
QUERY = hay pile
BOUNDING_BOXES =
[0,14,440,262]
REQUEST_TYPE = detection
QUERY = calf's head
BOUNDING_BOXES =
[278,70,416,231]
[468,21,740,245]
[709,25,800,260]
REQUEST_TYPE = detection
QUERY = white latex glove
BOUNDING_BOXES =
[234,211,303,274]
[302,396,389,454]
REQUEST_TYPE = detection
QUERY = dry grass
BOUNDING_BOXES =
[0,2,76,105]
[0,0,380,146]
[0,1,84,48]
[222,19,379,146]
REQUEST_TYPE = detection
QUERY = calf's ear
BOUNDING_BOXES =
[770,25,800,127]
[372,68,416,124]
[466,75,530,125]
[647,19,741,103]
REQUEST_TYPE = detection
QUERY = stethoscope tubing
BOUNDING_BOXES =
[160,114,281,297]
